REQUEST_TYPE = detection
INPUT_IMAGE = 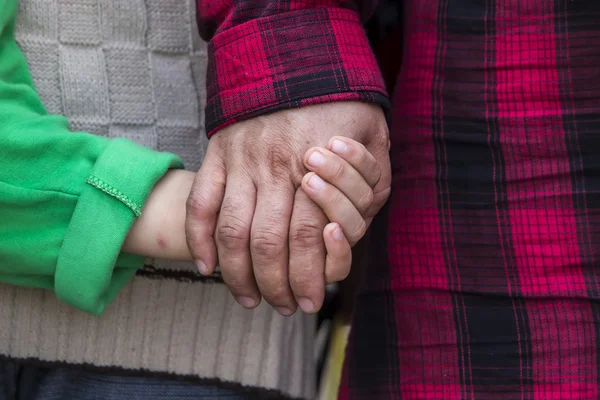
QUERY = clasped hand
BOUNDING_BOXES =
[185,102,391,316]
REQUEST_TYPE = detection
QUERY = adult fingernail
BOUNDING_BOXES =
[236,296,258,309]
[331,139,348,154]
[307,174,326,190]
[196,260,208,275]
[331,225,344,241]
[298,298,314,313]
[275,307,294,316]
[307,151,325,167]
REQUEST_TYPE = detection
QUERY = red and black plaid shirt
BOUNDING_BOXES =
[197,1,600,398]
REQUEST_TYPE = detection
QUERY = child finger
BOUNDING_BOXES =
[302,172,367,245]
[323,223,352,284]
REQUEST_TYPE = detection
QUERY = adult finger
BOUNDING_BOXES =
[323,223,352,284]
[216,172,259,309]
[186,140,226,275]
[250,180,297,316]
[288,189,327,314]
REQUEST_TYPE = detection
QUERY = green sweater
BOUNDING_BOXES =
[0,0,183,315]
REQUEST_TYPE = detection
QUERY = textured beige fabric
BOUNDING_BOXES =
[0,280,315,398]
[0,0,316,398]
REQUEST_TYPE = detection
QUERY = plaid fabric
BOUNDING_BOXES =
[195,0,388,136]
[197,0,600,398]
[340,1,600,399]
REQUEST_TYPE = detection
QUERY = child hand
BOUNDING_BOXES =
[302,136,386,284]
[122,136,389,316]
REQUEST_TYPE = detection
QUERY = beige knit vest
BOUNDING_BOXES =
[0,1,315,398]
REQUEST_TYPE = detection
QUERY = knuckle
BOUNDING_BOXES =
[332,161,345,181]
[268,145,292,171]
[357,189,375,214]
[331,190,345,207]
[372,163,383,187]
[251,229,286,260]
[265,142,304,184]
[348,220,368,243]
[186,191,209,216]
[217,218,250,251]
[290,219,323,249]
[373,126,390,149]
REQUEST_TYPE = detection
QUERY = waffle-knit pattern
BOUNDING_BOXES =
[0,1,316,398]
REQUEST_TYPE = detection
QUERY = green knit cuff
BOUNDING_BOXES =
[54,138,183,315]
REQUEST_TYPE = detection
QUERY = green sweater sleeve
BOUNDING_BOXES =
[0,0,184,315]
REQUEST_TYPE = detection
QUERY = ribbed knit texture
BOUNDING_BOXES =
[0,1,316,398]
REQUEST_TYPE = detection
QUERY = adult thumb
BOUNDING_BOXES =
[186,141,226,275]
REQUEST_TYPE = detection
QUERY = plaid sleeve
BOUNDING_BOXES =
[196,0,389,136]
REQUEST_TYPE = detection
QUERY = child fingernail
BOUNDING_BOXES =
[307,151,325,167]
[331,139,348,154]
[196,260,208,275]
[307,174,326,190]
[332,225,344,241]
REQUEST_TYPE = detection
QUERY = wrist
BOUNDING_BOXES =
[123,169,195,261]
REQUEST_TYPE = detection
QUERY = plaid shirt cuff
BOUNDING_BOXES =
[205,7,389,136]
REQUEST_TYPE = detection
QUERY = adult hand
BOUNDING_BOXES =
[186,102,391,315]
